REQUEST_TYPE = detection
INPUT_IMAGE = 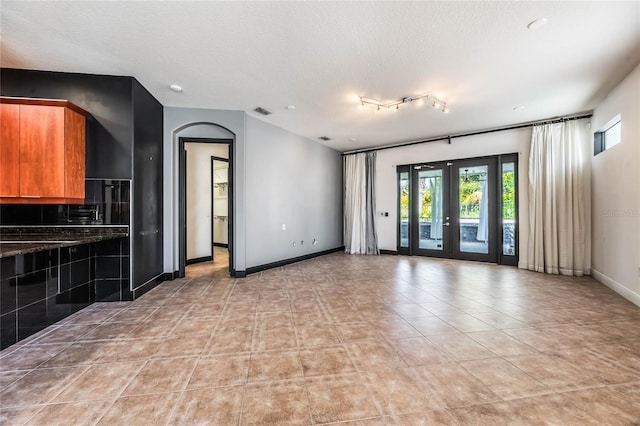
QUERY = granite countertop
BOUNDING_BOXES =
[0,226,129,258]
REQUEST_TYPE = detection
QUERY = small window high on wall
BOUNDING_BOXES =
[594,114,621,155]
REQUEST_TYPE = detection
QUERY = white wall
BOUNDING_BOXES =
[375,128,531,266]
[185,143,228,260]
[212,159,229,245]
[245,116,343,267]
[591,64,640,307]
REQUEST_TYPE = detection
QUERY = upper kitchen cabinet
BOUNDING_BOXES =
[0,97,89,204]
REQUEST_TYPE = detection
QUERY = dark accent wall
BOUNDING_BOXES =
[0,69,133,179]
[0,68,164,293]
[132,80,163,289]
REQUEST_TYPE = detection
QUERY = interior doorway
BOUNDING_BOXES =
[179,137,234,277]
[397,154,518,265]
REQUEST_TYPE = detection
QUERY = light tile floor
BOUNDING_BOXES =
[1,253,640,425]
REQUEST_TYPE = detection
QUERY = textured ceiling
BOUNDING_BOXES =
[1,1,639,152]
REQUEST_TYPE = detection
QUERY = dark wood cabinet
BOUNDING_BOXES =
[0,97,88,204]
[0,103,21,197]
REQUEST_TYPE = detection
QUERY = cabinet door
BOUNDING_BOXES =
[19,105,65,198]
[0,104,20,197]
[64,109,86,199]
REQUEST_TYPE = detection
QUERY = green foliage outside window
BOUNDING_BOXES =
[400,169,516,222]
[459,175,482,219]
[502,170,515,219]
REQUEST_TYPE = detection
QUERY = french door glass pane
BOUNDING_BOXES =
[459,165,489,254]
[418,169,443,250]
[399,171,409,248]
[502,162,516,255]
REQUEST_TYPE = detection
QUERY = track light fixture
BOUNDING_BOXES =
[359,93,448,113]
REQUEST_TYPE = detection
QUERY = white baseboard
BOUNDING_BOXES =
[592,268,640,308]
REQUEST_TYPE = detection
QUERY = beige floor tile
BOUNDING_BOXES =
[241,379,311,425]
[506,393,601,425]
[344,340,406,371]
[27,398,114,426]
[561,387,640,425]
[152,335,208,358]
[0,406,41,425]
[97,392,181,425]
[28,324,98,344]
[414,363,500,408]
[169,385,244,425]
[0,343,69,371]
[361,367,443,415]
[404,317,459,336]
[123,356,198,395]
[300,345,355,377]
[1,253,638,425]
[39,341,110,367]
[0,370,29,389]
[384,410,457,425]
[295,323,340,347]
[504,353,602,392]
[53,361,144,403]
[79,322,138,341]
[369,318,422,339]
[128,320,177,339]
[334,322,381,342]
[439,314,495,333]
[305,373,380,424]
[460,358,552,400]
[0,365,89,408]
[248,349,304,382]
[449,402,523,425]
[205,330,253,354]
[427,333,497,361]
[465,330,536,357]
[187,353,250,389]
[171,316,220,336]
[555,346,640,384]
[100,339,163,362]
[388,337,452,366]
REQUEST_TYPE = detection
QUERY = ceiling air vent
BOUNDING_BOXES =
[318,136,332,141]
[253,107,272,116]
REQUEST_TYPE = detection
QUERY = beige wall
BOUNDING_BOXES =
[591,64,640,307]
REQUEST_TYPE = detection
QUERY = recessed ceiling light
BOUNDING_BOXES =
[527,17,548,30]
[285,105,296,110]
[349,138,357,141]
[169,84,183,93]
[513,105,525,111]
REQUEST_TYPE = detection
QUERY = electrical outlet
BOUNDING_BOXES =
[301,240,304,245]
[292,241,296,247]
[282,224,286,231]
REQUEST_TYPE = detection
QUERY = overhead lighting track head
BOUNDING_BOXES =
[359,92,448,113]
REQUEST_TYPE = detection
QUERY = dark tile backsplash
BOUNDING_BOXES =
[0,179,130,226]
[0,237,129,349]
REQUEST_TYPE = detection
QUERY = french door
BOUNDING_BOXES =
[398,155,517,265]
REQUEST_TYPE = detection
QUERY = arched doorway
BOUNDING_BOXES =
[172,122,236,278]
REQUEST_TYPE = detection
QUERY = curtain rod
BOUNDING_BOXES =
[342,111,593,156]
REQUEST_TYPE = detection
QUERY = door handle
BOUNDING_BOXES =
[444,222,450,226]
